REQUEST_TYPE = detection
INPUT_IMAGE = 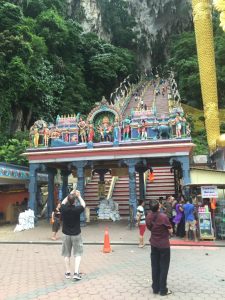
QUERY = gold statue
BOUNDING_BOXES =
[33,127,39,148]
[214,1,225,31]
[192,0,220,151]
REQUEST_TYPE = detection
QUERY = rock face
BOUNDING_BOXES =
[67,0,107,37]
[67,0,192,66]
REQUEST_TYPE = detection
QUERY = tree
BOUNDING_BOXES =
[167,13,225,109]
[0,2,22,30]
[0,138,29,165]
[167,32,202,108]
[0,0,135,149]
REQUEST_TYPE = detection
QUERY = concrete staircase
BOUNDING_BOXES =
[123,79,170,119]
[142,84,155,111]
[123,82,155,118]
[84,166,175,220]
[155,82,170,117]
[112,175,140,219]
[84,174,112,218]
[111,167,175,218]
[145,166,175,203]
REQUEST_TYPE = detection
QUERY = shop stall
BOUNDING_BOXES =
[183,183,225,240]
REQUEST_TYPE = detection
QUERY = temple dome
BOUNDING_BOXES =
[216,134,225,147]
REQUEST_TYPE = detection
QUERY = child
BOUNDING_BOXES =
[136,200,146,248]
[51,202,61,240]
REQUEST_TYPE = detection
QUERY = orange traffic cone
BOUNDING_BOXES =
[103,227,112,253]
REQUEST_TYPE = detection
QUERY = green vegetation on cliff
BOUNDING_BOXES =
[0,0,135,140]
[183,104,225,155]
[167,13,225,110]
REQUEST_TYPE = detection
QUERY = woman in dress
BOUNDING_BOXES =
[173,199,184,237]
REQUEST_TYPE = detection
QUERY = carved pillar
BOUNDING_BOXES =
[28,163,40,218]
[61,170,71,199]
[192,0,220,151]
[72,161,87,223]
[47,168,57,220]
[124,159,138,221]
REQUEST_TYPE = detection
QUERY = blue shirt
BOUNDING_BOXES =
[183,203,195,222]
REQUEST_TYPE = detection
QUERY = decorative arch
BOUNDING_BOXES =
[87,97,122,125]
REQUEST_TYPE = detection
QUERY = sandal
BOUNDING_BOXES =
[160,290,172,296]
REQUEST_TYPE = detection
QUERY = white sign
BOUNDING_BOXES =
[201,186,218,198]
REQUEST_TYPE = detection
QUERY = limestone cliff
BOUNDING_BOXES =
[66,0,192,66]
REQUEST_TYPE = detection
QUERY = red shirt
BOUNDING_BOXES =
[146,212,172,248]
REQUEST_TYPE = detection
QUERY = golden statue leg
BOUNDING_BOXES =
[192,0,220,151]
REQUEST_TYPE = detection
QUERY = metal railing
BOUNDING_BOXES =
[107,176,118,199]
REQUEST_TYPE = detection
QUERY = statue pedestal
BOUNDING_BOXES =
[113,141,119,147]
[87,141,93,149]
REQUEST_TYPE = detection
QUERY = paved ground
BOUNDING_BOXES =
[0,220,224,246]
[0,220,140,244]
[0,221,225,299]
[1,243,225,300]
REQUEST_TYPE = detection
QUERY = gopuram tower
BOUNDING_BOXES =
[192,0,220,151]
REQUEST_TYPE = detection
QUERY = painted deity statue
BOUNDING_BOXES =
[173,112,183,138]
[78,117,87,143]
[98,125,104,141]
[186,123,191,137]
[70,134,77,143]
[33,127,39,147]
[43,125,50,147]
[103,123,111,142]
[64,131,70,142]
[123,118,131,140]
[88,123,95,143]
[141,120,147,140]
[101,116,112,142]
[181,114,187,136]
[113,118,120,142]
[137,123,142,140]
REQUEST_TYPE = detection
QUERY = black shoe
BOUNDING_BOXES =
[65,272,71,279]
[160,290,172,296]
[153,290,159,294]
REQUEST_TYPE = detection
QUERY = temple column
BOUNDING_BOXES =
[175,156,191,185]
[124,159,139,222]
[47,168,57,220]
[138,170,145,200]
[28,163,40,219]
[72,161,87,224]
[61,170,71,199]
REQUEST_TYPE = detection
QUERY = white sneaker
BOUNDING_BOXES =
[73,273,82,280]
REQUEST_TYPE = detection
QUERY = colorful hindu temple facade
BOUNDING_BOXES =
[24,76,194,222]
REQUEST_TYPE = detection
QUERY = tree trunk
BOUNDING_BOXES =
[25,108,33,130]
[10,106,23,134]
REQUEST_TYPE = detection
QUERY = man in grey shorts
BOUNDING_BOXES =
[61,189,86,280]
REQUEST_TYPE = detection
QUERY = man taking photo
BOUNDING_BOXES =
[61,189,85,280]
[146,200,172,296]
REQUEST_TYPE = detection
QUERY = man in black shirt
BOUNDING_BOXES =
[61,189,86,280]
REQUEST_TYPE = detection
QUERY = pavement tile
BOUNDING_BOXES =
[1,241,225,300]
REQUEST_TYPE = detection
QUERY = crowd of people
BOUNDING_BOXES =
[135,194,201,296]
[50,188,202,296]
